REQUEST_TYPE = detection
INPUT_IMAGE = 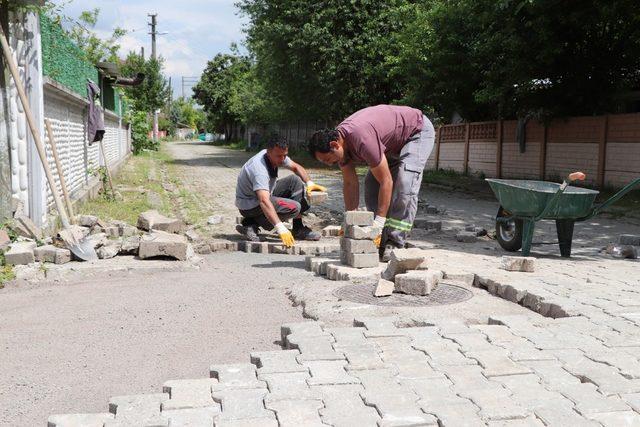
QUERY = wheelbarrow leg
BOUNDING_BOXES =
[521,220,535,257]
[556,219,575,258]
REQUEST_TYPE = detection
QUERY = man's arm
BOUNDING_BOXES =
[369,155,393,218]
[340,163,360,211]
[287,160,311,183]
[256,189,281,226]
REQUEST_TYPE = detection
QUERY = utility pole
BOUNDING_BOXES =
[148,13,158,143]
[181,76,185,99]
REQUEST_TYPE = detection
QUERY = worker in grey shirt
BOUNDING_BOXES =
[235,135,327,247]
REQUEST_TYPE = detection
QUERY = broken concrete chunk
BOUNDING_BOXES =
[137,210,185,234]
[119,236,141,255]
[341,238,377,254]
[346,252,379,268]
[138,230,191,261]
[104,226,120,238]
[308,191,328,205]
[501,256,536,272]
[344,210,374,227]
[185,229,201,242]
[395,270,443,296]
[381,248,426,281]
[13,215,43,240]
[374,278,395,297]
[414,219,442,231]
[322,225,342,237]
[4,241,36,265]
[77,215,99,227]
[193,241,212,255]
[605,244,638,260]
[97,241,122,259]
[618,234,640,246]
[87,233,108,249]
[465,225,488,237]
[34,245,71,264]
[345,225,381,240]
[0,229,10,251]
[456,231,478,243]
[208,215,224,225]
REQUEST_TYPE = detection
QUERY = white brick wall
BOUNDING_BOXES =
[438,142,465,172]
[468,141,497,177]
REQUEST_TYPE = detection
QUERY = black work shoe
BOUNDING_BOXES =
[236,224,260,242]
[293,225,321,241]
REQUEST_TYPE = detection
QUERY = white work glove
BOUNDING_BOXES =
[373,216,386,248]
[274,222,295,247]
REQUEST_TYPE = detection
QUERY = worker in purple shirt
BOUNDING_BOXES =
[308,104,435,259]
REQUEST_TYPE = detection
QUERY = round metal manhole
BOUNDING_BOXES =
[333,282,473,307]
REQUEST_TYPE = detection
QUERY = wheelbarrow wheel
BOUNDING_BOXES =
[495,207,523,252]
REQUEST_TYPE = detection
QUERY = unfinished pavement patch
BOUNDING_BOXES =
[334,282,473,307]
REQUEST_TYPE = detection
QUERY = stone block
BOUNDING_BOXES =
[322,225,342,237]
[287,334,344,361]
[344,210,374,226]
[259,372,318,402]
[104,226,120,239]
[374,278,395,297]
[211,388,274,422]
[313,384,380,427]
[0,229,9,251]
[381,248,426,281]
[209,363,265,390]
[77,215,99,227]
[308,191,328,205]
[344,225,381,240]
[208,215,224,225]
[107,393,168,426]
[341,238,376,254]
[97,241,122,259]
[13,214,43,239]
[265,399,324,427]
[161,378,219,410]
[619,234,640,246]
[138,231,191,261]
[119,236,140,255]
[34,245,71,264]
[456,231,478,243]
[137,210,185,234]
[193,241,212,254]
[395,270,444,296]
[413,219,442,231]
[282,322,327,341]
[4,241,36,265]
[346,252,379,268]
[304,361,360,386]
[250,350,308,374]
[501,256,535,272]
[48,413,115,427]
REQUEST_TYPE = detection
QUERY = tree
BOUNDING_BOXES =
[120,52,171,115]
[65,8,127,65]
[169,97,206,133]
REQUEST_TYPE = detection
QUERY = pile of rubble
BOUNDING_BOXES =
[602,234,639,260]
[374,248,443,297]
[1,210,199,268]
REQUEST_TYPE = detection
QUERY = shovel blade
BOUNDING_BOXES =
[69,239,98,261]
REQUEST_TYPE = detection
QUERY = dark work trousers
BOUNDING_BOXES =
[239,175,310,231]
[364,115,435,248]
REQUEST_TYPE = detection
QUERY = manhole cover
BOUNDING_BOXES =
[333,282,473,307]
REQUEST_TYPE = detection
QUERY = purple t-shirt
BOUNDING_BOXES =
[337,105,424,167]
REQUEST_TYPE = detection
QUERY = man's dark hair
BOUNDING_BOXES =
[266,133,288,150]
[308,129,339,158]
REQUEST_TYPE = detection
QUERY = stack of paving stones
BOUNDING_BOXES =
[375,248,444,297]
[340,211,379,269]
[49,315,640,426]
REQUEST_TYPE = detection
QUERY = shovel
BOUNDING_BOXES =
[0,24,97,261]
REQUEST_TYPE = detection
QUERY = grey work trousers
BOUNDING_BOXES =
[364,115,435,248]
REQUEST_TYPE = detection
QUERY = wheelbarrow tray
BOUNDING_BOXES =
[486,179,599,220]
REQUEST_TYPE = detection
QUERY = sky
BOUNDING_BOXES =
[53,0,248,99]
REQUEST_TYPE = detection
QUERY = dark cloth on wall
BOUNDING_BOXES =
[87,80,105,143]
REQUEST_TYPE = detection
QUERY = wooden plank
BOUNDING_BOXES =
[597,115,609,188]
[496,120,503,178]
[463,123,470,175]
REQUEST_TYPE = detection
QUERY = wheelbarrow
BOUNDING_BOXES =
[486,172,640,257]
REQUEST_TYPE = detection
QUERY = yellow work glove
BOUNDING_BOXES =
[372,215,386,248]
[306,180,327,196]
[275,222,295,248]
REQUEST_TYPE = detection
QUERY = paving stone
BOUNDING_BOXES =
[161,378,219,410]
[282,322,327,341]
[104,226,120,238]
[341,237,377,254]
[308,191,328,205]
[137,210,185,233]
[34,245,71,264]
[420,400,484,427]
[209,364,265,390]
[381,248,426,281]
[587,411,640,427]
[345,225,381,240]
[97,240,122,259]
[585,350,640,379]
[312,384,380,427]
[162,407,220,426]
[319,259,341,276]
[395,270,443,296]
[374,278,395,297]
[340,345,386,370]
[622,392,640,412]
[304,361,360,386]
[463,390,531,421]
[322,225,342,237]
[465,350,532,377]
[360,384,438,426]
[486,417,545,427]
[138,231,191,261]
[414,342,477,367]
[13,214,43,239]
[438,365,498,391]
[491,374,574,411]
[327,263,382,281]
[47,413,114,427]
[119,236,141,255]
[77,215,99,227]
[555,382,630,415]
[500,256,536,272]
[443,332,496,352]
[288,334,345,361]
[523,360,581,387]
[534,405,600,427]
[259,372,320,402]
[455,231,478,243]
[4,241,36,265]
[344,210,374,226]
[354,316,405,338]
[618,234,640,246]
[250,350,308,374]
[346,252,379,268]
[211,388,274,421]
[265,399,324,427]
[215,418,278,427]
[413,219,442,231]
[107,393,169,426]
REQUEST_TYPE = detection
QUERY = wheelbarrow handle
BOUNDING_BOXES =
[582,176,640,220]
[534,171,586,221]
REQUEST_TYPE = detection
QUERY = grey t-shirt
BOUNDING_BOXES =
[235,149,292,210]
